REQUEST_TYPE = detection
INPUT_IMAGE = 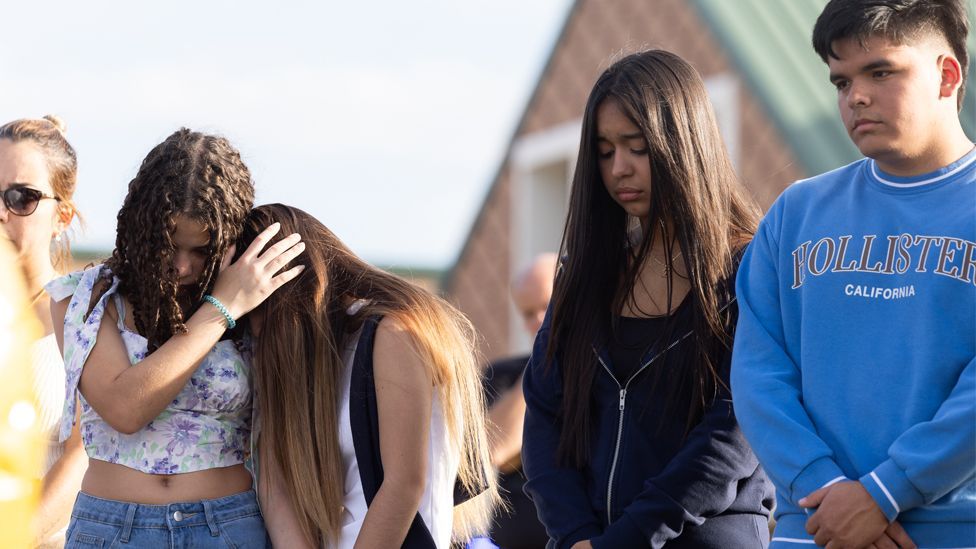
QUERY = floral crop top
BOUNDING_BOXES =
[46,265,252,474]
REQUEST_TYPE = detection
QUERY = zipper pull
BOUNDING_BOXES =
[619,388,626,411]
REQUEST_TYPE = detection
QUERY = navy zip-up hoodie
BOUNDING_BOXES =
[522,294,773,548]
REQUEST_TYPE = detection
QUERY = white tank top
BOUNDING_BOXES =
[332,328,460,549]
[31,333,66,474]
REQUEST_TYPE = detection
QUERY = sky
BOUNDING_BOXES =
[2,0,573,269]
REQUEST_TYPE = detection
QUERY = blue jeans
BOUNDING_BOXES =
[65,490,270,548]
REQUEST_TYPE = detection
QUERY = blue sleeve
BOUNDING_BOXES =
[860,356,976,520]
[730,214,847,505]
[521,316,602,548]
[590,306,762,549]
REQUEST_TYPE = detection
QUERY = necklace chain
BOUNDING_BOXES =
[650,250,683,278]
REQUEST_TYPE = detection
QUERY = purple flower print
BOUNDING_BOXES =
[163,419,201,456]
[151,457,179,474]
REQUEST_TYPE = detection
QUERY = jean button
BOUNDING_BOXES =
[173,510,183,521]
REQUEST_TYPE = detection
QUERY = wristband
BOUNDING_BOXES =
[203,295,236,329]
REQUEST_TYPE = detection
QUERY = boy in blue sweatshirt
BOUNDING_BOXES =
[732,1,975,547]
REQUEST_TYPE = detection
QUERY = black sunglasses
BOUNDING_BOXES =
[1,186,60,216]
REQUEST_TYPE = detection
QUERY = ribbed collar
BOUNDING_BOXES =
[866,146,976,193]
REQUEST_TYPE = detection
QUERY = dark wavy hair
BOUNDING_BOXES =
[547,50,761,468]
[813,0,970,110]
[104,128,254,350]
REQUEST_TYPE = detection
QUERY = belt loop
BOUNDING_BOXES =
[202,499,220,537]
[119,503,137,543]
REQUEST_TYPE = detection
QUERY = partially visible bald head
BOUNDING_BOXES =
[511,253,558,337]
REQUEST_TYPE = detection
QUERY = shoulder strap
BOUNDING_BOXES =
[54,265,121,443]
[112,293,127,330]
[349,315,438,549]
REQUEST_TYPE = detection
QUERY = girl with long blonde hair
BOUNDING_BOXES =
[241,204,498,548]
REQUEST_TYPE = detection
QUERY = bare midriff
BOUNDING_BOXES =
[81,460,252,504]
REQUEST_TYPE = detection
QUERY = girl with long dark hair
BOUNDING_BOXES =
[237,204,499,548]
[48,129,304,548]
[521,50,773,548]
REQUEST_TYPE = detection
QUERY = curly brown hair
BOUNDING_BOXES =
[105,128,254,351]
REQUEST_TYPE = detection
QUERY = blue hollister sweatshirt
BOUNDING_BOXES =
[732,149,976,548]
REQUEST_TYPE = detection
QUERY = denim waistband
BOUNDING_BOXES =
[72,490,262,532]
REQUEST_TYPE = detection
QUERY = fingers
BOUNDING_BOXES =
[255,231,301,263]
[220,244,236,272]
[270,264,306,290]
[886,521,916,549]
[799,486,829,508]
[805,511,820,535]
[261,236,305,272]
[871,533,898,549]
[240,222,282,262]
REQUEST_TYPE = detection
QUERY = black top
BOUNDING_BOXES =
[608,316,666,381]
[483,354,530,406]
[608,299,691,381]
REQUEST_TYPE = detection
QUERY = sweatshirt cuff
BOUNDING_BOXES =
[558,524,603,549]
[590,513,644,549]
[859,459,925,522]
[791,456,846,504]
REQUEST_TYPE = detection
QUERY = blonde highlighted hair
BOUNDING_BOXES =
[240,204,499,546]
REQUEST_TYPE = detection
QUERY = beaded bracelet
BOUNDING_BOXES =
[203,295,236,329]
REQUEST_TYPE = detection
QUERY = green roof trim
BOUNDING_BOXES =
[691,0,976,177]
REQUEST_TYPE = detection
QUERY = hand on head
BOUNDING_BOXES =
[210,222,305,320]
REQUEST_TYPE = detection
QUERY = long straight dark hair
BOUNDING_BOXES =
[547,50,761,468]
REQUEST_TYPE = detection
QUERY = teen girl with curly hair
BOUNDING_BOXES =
[48,129,304,548]
[521,50,774,548]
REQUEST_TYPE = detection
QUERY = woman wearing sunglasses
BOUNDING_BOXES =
[0,115,85,547]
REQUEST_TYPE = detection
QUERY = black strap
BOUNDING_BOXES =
[349,315,437,549]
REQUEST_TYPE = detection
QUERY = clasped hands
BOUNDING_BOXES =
[800,481,915,549]
[567,481,917,549]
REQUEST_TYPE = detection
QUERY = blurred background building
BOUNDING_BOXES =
[444,0,976,361]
